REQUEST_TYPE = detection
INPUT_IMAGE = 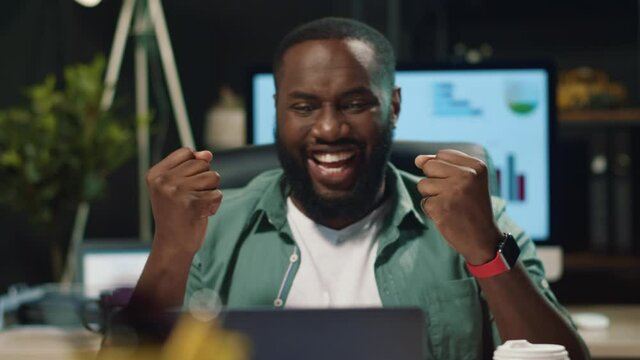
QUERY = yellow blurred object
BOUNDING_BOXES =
[557,67,628,111]
[96,346,161,360]
[98,313,251,360]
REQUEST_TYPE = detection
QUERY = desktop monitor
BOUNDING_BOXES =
[248,63,556,247]
[78,240,150,298]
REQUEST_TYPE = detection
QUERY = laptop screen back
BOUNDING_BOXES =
[220,308,424,360]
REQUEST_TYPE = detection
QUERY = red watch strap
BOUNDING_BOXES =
[466,251,510,278]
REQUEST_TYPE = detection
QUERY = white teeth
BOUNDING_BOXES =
[313,152,354,163]
[318,165,344,174]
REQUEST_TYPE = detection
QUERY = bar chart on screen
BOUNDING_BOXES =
[495,153,527,202]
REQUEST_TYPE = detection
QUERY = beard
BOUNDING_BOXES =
[275,125,393,225]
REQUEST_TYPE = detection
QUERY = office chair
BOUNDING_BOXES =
[211,140,498,195]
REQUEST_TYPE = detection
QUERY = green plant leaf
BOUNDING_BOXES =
[0,149,22,167]
[0,54,137,228]
[82,172,106,201]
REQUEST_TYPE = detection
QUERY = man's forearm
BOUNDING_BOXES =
[478,264,590,360]
[129,242,196,311]
[131,147,219,311]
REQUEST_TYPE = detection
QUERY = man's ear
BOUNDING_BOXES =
[390,86,401,128]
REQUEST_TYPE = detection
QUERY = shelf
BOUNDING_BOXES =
[564,252,640,271]
[559,108,640,124]
[553,253,640,305]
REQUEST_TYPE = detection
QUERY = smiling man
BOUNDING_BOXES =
[275,37,397,230]
[132,18,589,359]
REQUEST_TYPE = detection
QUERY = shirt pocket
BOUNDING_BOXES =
[419,277,485,360]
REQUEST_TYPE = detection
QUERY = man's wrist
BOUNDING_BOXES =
[464,248,497,266]
[464,230,504,266]
[466,233,520,278]
[152,234,199,260]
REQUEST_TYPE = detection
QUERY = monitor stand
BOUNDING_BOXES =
[536,245,563,282]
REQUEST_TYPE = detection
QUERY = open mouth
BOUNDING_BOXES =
[311,151,356,173]
[307,149,359,188]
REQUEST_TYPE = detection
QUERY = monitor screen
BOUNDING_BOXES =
[79,242,150,298]
[249,64,553,242]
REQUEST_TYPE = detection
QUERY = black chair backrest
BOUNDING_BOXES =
[212,140,495,193]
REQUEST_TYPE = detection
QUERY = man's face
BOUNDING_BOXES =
[275,39,400,227]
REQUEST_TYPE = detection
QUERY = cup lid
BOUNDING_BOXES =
[494,340,569,359]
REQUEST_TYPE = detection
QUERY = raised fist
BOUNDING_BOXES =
[415,149,502,265]
[146,147,222,254]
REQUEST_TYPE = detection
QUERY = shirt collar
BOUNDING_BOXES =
[252,169,289,231]
[386,163,427,230]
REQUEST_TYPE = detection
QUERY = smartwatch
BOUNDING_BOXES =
[466,233,520,278]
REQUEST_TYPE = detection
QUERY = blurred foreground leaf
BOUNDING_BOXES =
[98,314,251,360]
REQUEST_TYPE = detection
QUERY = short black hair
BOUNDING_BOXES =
[273,17,396,90]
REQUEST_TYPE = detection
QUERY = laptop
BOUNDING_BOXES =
[215,308,425,360]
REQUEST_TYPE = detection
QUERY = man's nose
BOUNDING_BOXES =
[311,104,349,141]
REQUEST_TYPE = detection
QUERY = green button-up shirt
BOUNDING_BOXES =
[185,164,570,359]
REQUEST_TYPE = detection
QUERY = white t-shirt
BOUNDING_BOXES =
[285,197,390,308]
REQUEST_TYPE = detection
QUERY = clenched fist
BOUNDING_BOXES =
[415,149,502,265]
[146,147,222,254]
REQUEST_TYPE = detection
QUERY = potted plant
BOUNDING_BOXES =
[0,55,136,282]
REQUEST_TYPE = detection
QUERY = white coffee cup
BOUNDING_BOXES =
[494,340,569,360]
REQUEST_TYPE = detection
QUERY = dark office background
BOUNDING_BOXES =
[1,0,639,300]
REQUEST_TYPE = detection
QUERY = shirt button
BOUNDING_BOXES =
[274,298,284,307]
[289,254,299,263]
[541,279,550,289]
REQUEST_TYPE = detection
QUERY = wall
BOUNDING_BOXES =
[0,0,638,294]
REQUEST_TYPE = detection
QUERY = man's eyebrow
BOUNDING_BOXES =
[286,91,319,100]
[339,86,375,97]
[285,87,376,100]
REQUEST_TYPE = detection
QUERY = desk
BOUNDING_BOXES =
[567,305,640,359]
[0,326,102,360]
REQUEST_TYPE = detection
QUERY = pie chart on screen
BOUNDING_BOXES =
[505,80,539,115]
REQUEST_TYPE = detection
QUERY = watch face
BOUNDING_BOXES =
[499,234,521,268]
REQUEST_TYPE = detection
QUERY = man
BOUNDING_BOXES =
[133,17,589,359]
